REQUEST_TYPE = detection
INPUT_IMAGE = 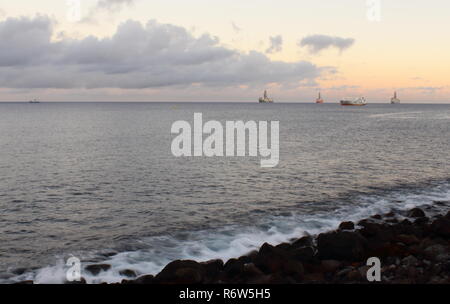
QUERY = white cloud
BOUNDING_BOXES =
[299,34,355,54]
[0,16,333,90]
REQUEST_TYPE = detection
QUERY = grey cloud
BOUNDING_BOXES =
[299,34,355,54]
[0,16,333,89]
[96,0,136,12]
[266,35,283,54]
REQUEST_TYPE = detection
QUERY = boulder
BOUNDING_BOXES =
[396,234,420,245]
[254,243,304,280]
[321,260,342,273]
[291,246,315,262]
[131,274,155,284]
[154,260,205,284]
[431,217,450,237]
[85,264,111,275]
[201,259,223,282]
[339,221,355,231]
[119,269,137,278]
[317,231,367,261]
[292,236,313,248]
[407,208,426,218]
[223,259,244,279]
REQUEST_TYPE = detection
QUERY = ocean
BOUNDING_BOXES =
[0,102,449,283]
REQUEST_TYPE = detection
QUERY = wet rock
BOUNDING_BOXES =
[402,255,419,267]
[132,274,155,284]
[424,244,447,260]
[384,211,395,217]
[201,259,223,281]
[339,221,355,231]
[223,259,244,279]
[291,246,315,262]
[407,208,426,218]
[254,243,304,280]
[66,277,87,284]
[321,260,342,273]
[346,269,362,281]
[303,272,325,282]
[431,217,450,237]
[317,231,367,261]
[240,263,264,282]
[336,267,354,277]
[119,269,137,278]
[396,234,420,245]
[371,214,382,220]
[275,243,292,251]
[292,236,313,248]
[414,217,429,225]
[85,264,111,275]
[154,260,205,284]
[14,280,34,284]
[12,268,27,275]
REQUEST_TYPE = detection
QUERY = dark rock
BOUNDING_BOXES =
[291,246,315,262]
[85,264,111,275]
[371,214,382,220]
[431,217,450,237]
[339,221,355,230]
[402,255,419,267]
[303,272,325,282]
[321,260,342,273]
[292,236,313,248]
[275,243,291,251]
[154,260,205,284]
[424,244,447,260]
[12,268,27,275]
[14,280,34,284]
[119,269,137,278]
[240,263,264,282]
[384,211,395,217]
[201,259,223,280]
[414,217,429,225]
[66,277,87,284]
[254,243,304,280]
[346,269,362,281]
[408,208,426,218]
[317,231,367,261]
[223,259,244,279]
[358,222,387,239]
[396,234,420,245]
[132,274,155,284]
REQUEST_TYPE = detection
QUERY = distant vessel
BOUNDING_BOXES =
[259,90,274,103]
[29,99,40,103]
[390,91,400,104]
[315,92,324,104]
[340,97,367,106]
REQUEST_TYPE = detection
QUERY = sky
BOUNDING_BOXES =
[0,0,449,102]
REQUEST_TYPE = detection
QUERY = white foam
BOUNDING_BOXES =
[7,182,450,284]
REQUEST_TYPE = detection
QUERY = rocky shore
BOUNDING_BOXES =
[18,203,450,284]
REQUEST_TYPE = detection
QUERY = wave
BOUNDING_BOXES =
[5,181,450,284]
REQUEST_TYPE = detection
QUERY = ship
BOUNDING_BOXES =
[259,90,274,103]
[29,98,40,103]
[315,92,324,104]
[340,97,367,106]
[390,91,400,104]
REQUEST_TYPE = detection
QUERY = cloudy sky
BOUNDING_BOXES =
[0,0,449,102]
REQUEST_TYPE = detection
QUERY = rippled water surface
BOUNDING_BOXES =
[0,102,449,282]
